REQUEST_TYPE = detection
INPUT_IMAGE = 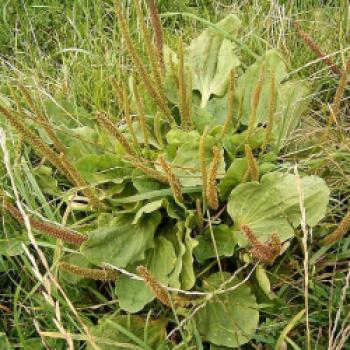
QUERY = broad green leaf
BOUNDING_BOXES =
[43,98,93,128]
[236,49,287,126]
[110,186,201,204]
[33,165,60,196]
[0,238,26,256]
[132,168,166,193]
[230,128,266,150]
[75,154,130,185]
[87,314,168,350]
[122,119,161,149]
[180,213,198,289]
[115,275,152,313]
[167,134,225,187]
[194,97,228,132]
[164,224,186,289]
[62,126,101,160]
[273,81,310,151]
[195,272,259,347]
[227,172,330,245]
[166,128,200,147]
[218,158,248,199]
[133,198,180,223]
[81,212,161,268]
[187,15,241,107]
[115,236,176,312]
[194,225,236,264]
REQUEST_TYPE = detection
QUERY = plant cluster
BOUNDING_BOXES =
[2,1,348,349]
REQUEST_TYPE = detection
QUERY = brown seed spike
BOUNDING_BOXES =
[121,82,138,148]
[262,75,276,151]
[246,64,265,141]
[3,201,87,245]
[196,198,204,231]
[133,0,162,87]
[132,78,149,147]
[177,36,188,129]
[125,155,168,184]
[114,1,172,123]
[59,262,118,281]
[199,127,209,198]
[244,144,259,181]
[321,210,350,246]
[330,56,350,126]
[241,224,281,264]
[110,77,124,112]
[0,105,100,208]
[186,70,193,129]
[0,105,66,175]
[146,0,164,71]
[158,154,183,203]
[96,112,136,157]
[154,111,164,148]
[293,22,344,79]
[221,69,235,137]
[206,146,221,210]
[137,265,170,306]
[17,83,66,154]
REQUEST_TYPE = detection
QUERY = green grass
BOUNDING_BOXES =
[1,1,350,349]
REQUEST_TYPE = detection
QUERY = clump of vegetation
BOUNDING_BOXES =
[0,1,349,349]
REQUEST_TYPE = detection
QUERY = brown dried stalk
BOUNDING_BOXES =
[125,155,168,184]
[199,127,209,197]
[137,265,170,306]
[96,112,136,157]
[221,70,236,137]
[114,2,172,122]
[59,262,118,281]
[3,200,87,245]
[146,0,164,71]
[133,78,149,147]
[293,22,343,78]
[241,224,281,264]
[244,144,259,181]
[246,64,265,141]
[262,75,276,151]
[206,146,221,210]
[321,211,350,246]
[158,154,183,202]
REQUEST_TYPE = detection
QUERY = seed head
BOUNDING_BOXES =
[158,154,183,203]
[206,146,221,210]
[137,265,170,306]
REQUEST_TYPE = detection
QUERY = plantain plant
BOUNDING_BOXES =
[0,2,331,349]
